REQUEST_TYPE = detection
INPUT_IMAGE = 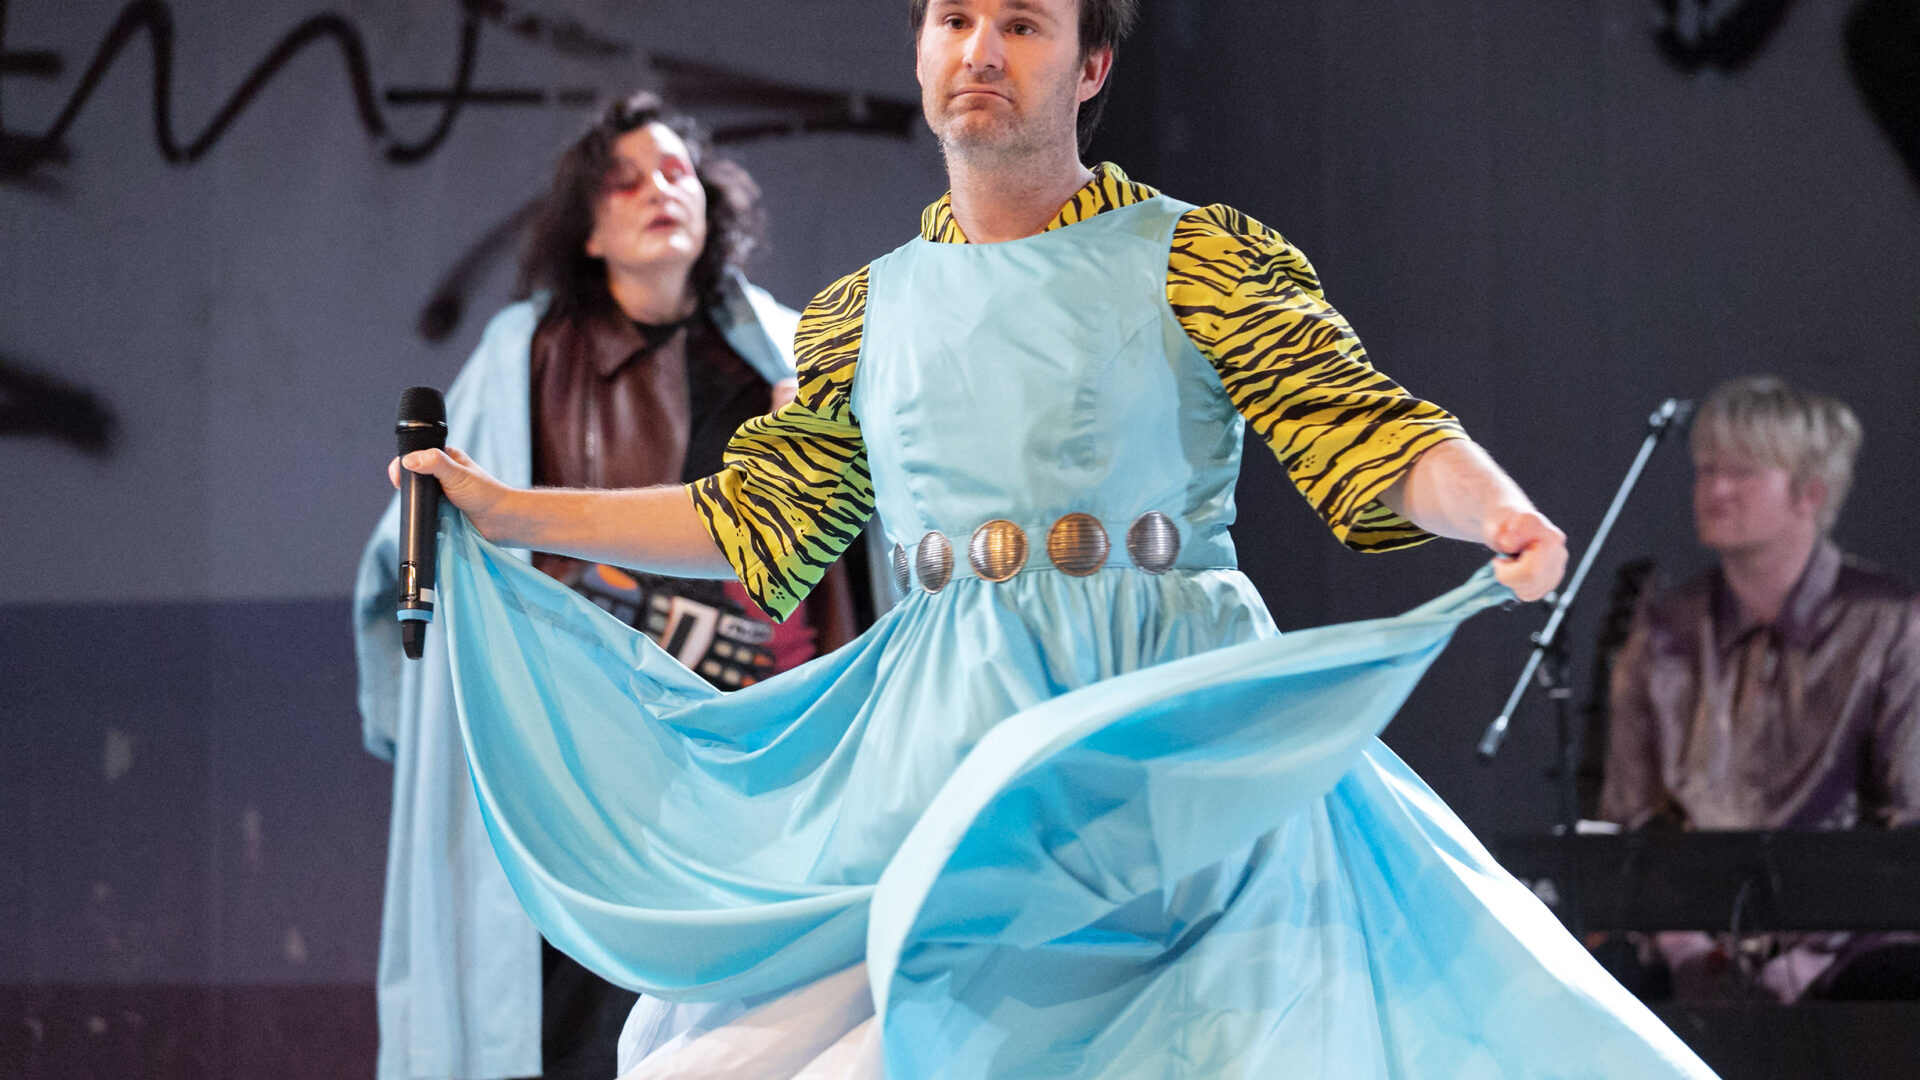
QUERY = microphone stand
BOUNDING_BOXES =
[1474,399,1689,768]
[1475,398,1692,936]
[1478,397,1692,767]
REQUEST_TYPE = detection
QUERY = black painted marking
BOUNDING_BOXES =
[468,0,631,60]
[0,48,58,78]
[1653,0,1801,75]
[0,352,117,456]
[654,54,918,143]
[416,194,543,343]
[0,0,387,177]
[1847,0,1920,192]
[0,0,926,353]
[0,0,639,181]
[386,87,580,107]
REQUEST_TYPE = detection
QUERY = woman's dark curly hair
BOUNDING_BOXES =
[517,92,764,322]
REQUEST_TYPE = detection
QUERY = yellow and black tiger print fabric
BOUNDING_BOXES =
[690,163,1464,619]
[686,268,873,621]
[917,161,1162,241]
[1166,201,1463,551]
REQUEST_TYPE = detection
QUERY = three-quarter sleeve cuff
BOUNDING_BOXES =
[687,476,801,621]
[1317,421,1467,552]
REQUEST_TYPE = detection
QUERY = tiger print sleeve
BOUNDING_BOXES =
[1169,204,1466,552]
[686,268,875,620]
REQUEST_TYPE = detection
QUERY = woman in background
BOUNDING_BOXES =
[354,92,869,1080]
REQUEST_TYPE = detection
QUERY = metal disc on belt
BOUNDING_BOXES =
[915,532,954,592]
[967,520,1029,583]
[1126,511,1181,575]
[890,543,911,595]
[1046,513,1110,576]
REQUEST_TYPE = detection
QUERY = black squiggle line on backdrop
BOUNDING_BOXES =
[0,0,919,186]
[3,0,386,175]
[0,0,923,348]
[0,0,623,180]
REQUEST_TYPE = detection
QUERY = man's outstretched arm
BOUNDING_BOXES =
[390,448,734,578]
[1381,439,1567,602]
[1166,203,1564,593]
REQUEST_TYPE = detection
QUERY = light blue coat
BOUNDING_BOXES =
[352,272,799,1080]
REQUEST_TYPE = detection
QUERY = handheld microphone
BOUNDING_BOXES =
[396,387,448,659]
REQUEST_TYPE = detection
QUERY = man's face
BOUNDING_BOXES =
[584,123,708,284]
[1692,447,1823,556]
[915,0,1109,161]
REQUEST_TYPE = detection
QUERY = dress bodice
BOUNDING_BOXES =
[852,197,1244,581]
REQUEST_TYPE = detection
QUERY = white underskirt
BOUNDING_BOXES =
[615,964,882,1080]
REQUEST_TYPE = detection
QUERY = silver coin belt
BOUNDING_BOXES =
[891,511,1182,594]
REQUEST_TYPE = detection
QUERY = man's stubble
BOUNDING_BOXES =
[931,71,1086,175]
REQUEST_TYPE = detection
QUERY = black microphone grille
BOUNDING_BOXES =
[397,386,447,426]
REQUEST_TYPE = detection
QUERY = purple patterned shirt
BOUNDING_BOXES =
[1602,541,1920,830]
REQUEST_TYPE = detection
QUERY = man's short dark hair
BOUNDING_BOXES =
[908,0,1140,151]
[518,92,763,323]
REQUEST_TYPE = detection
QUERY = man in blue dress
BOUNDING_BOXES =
[378,3,1736,1077]
[397,0,1568,608]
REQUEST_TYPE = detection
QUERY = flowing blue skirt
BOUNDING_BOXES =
[435,512,1715,1078]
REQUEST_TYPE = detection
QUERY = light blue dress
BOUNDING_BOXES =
[433,198,1717,1077]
